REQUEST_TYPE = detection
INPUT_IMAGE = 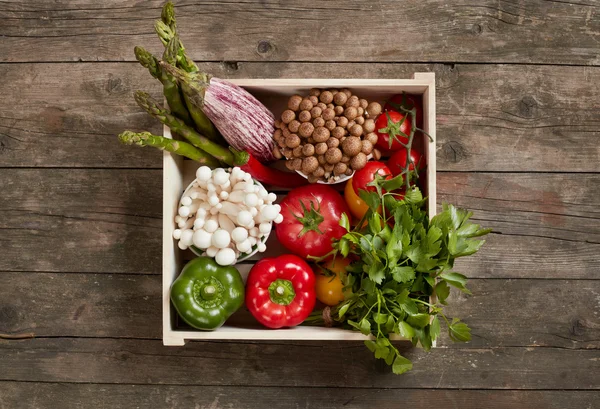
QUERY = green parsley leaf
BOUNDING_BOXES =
[448,318,472,342]
[430,316,441,341]
[441,272,471,294]
[339,237,350,257]
[391,266,415,283]
[339,212,350,231]
[369,213,382,233]
[397,321,415,339]
[386,237,403,265]
[373,312,388,325]
[392,355,413,375]
[406,313,430,329]
[435,281,450,304]
[368,260,385,284]
[358,190,381,211]
[364,340,376,352]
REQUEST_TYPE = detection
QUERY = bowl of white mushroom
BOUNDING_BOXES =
[173,166,283,266]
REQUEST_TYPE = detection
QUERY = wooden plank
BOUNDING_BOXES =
[1,1,599,65]
[1,382,598,409]
[0,338,598,389]
[1,272,598,349]
[1,63,599,172]
[1,169,597,277]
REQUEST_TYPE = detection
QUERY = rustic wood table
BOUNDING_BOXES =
[1,1,599,408]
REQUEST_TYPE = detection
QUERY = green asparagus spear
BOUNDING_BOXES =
[134,46,193,127]
[118,131,220,167]
[159,62,211,110]
[155,4,198,73]
[164,36,220,142]
[133,91,243,165]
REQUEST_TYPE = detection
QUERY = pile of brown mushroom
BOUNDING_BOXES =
[273,88,383,183]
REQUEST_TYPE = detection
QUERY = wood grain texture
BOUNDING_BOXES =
[1,272,598,349]
[1,338,598,389]
[1,169,597,277]
[1,382,598,409]
[1,1,600,65]
[1,63,599,172]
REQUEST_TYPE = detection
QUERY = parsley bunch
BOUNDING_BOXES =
[309,185,490,374]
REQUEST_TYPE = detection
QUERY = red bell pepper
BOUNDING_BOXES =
[246,254,316,329]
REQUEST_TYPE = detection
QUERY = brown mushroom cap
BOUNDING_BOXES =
[372,148,382,161]
[366,102,382,117]
[345,95,360,108]
[355,116,365,125]
[309,88,321,97]
[337,116,349,128]
[319,91,334,104]
[350,152,367,170]
[300,98,314,111]
[349,124,363,137]
[363,118,376,133]
[309,95,319,106]
[325,147,343,164]
[333,162,348,176]
[333,92,348,106]
[302,144,315,156]
[286,134,301,148]
[291,158,303,170]
[288,95,303,111]
[332,126,346,139]
[341,136,362,156]
[315,142,328,155]
[322,108,335,121]
[281,109,295,124]
[326,138,339,148]
[344,106,358,120]
[325,120,337,131]
[288,120,301,133]
[316,102,327,110]
[312,117,325,128]
[334,105,344,115]
[310,106,323,118]
[292,145,304,157]
[361,140,374,155]
[301,156,319,174]
[312,167,325,177]
[359,99,369,109]
[366,132,379,145]
[299,110,312,122]
[312,126,330,143]
[298,122,315,138]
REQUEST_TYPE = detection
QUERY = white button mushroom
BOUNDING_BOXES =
[215,248,236,266]
[193,218,205,230]
[244,193,258,207]
[257,242,267,253]
[267,193,277,203]
[204,219,219,233]
[213,169,230,186]
[274,214,284,224]
[211,229,231,249]
[196,166,212,181]
[180,229,194,247]
[259,222,272,235]
[208,194,220,207]
[172,229,182,240]
[178,206,191,218]
[236,239,252,253]
[249,227,259,237]
[236,210,253,227]
[181,196,192,206]
[178,241,188,250]
[231,227,248,243]
[206,246,219,258]
[192,229,212,249]
[261,205,279,221]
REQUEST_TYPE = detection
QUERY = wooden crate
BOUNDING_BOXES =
[163,74,437,346]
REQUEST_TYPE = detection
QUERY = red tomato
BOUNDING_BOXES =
[388,148,425,177]
[276,185,350,259]
[385,94,423,128]
[374,110,412,152]
[352,161,392,195]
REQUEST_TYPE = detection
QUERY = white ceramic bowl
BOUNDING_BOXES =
[179,175,272,262]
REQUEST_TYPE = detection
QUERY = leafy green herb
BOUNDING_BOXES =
[303,97,490,375]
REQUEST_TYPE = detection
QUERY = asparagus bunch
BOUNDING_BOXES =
[118,131,220,167]
[133,91,246,166]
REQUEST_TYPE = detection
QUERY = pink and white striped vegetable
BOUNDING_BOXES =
[202,78,276,163]
[160,62,276,163]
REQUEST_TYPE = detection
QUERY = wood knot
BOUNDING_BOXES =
[257,40,273,55]
[442,141,466,163]
[222,61,240,72]
[518,96,539,118]
[471,23,483,35]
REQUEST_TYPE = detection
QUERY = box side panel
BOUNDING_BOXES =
[162,125,185,346]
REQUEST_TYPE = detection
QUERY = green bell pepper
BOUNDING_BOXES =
[170,257,245,330]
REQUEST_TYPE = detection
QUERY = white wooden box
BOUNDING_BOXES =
[163,74,436,346]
